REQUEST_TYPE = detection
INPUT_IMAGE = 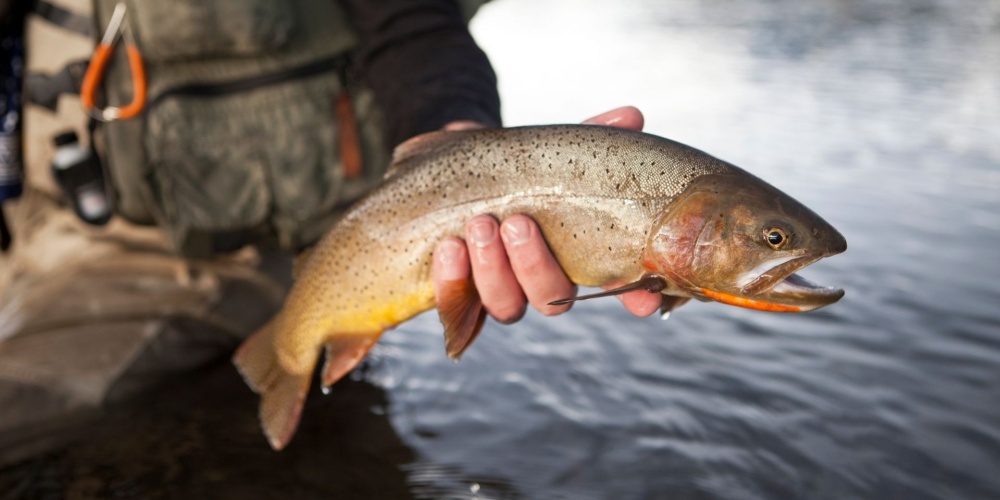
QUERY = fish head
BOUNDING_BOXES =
[645,173,846,312]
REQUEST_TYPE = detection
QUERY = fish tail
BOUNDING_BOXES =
[234,317,384,450]
[233,317,314,451]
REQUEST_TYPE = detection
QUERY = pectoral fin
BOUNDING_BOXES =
[659,296,691,320]
[436,278,487,360]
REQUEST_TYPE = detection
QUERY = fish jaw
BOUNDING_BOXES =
[702,253,845,312]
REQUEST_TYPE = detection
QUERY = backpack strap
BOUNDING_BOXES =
[32,0,93,37]
[23,0,92,111]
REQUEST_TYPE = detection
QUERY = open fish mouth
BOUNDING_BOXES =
[700,254,844,313]
[769,271,843,299]
[741,254,844,311]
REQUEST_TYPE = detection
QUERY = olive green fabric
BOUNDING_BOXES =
[94,0,389,255]
[130,0,295,61]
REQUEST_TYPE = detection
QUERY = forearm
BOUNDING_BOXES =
[344,0,501,147]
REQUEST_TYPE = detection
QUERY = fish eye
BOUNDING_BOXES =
[765,228,789,249]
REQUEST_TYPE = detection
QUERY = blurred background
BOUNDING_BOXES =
[2,0,999,499]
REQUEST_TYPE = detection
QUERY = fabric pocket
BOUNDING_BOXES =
[145,74,342,239]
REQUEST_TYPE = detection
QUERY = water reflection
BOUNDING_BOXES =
[376,0,1000,498]
[0,362,426,499]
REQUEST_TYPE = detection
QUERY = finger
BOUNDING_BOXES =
[620,290,663,317]
[603,282,663,318]
[500,215,576,316]
[465,215,527,323]
[432,237,471,299]
[582,106,645,130]
[443,120,488,131]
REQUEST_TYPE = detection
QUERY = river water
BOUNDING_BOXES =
[3,0,999,498]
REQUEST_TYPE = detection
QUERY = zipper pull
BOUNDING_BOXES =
[335,61,362,180]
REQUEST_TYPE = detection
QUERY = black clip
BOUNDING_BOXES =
[1,205,11,251]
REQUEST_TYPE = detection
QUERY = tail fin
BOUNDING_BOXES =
[234,318,384,450]
[233,317,314,451]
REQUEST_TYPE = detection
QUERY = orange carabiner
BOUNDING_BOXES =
[80,3,146,122]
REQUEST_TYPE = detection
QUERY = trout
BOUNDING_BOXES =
[234,125,846,449]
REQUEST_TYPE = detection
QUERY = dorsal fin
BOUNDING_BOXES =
[385,130,471,179]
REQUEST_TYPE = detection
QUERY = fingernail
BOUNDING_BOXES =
[437,239,462,265]
[436,240,467,281]
[468,220,496,248]
[501,218,531,246]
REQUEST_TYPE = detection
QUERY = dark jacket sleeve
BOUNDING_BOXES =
[344,0,502,148]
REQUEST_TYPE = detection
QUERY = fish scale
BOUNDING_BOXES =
[233,124,846,450]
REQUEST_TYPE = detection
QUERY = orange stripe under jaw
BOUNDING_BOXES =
[699,288,803,313]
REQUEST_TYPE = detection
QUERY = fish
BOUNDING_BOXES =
[233,124,847,450]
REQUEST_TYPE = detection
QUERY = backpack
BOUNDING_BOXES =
[92,0,391,256]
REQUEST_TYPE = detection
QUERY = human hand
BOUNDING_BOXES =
[432,106,663,325]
